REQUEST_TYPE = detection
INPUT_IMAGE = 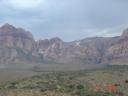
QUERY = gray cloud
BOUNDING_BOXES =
[0,0,128,41]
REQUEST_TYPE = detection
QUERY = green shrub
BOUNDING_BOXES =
[76,84,84,90]
[125,80,128,83]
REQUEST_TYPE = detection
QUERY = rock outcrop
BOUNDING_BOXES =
[0,23,128,65]
[104,29,128,64]
[0,24,36,64]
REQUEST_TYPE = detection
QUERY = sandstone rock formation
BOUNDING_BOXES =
[0,23,128,65]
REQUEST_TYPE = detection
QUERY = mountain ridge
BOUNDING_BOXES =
[0,23,128,65]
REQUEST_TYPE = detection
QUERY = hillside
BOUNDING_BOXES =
[0,23,128,65]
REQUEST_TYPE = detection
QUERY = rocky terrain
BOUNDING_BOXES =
[0,23,128,65]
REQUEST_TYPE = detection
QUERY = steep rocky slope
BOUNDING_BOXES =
[0,24,37,64]
[104,29,128,64]
[36,37,118,64]
[0,23,128,65]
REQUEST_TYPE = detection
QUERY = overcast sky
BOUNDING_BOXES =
[0,0,128,41]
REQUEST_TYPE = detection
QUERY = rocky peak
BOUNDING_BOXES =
[37,37,63,49]
[121,28,128,38]
[50,37,62,43]
[0,23,35,52]
[0,23,16,33]
[1,23,14,28]
[0,24,34,39]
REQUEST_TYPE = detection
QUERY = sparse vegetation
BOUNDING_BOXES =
[0,66,128,96]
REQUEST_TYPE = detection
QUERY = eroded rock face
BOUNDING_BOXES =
[121,28,128,38]
[0,24,36,64]
[36,37,118,64]
[104,29,128,64]
[0,24,35,52]
[1,23,128,65]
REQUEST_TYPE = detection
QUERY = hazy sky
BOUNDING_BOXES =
[0,0,128,41]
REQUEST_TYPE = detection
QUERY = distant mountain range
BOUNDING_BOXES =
[0,23,128,65]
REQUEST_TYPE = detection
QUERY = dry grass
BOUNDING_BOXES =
[0,90,71,96]
[0,65,128,96]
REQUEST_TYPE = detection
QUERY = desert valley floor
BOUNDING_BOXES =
[0,64,127,96]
